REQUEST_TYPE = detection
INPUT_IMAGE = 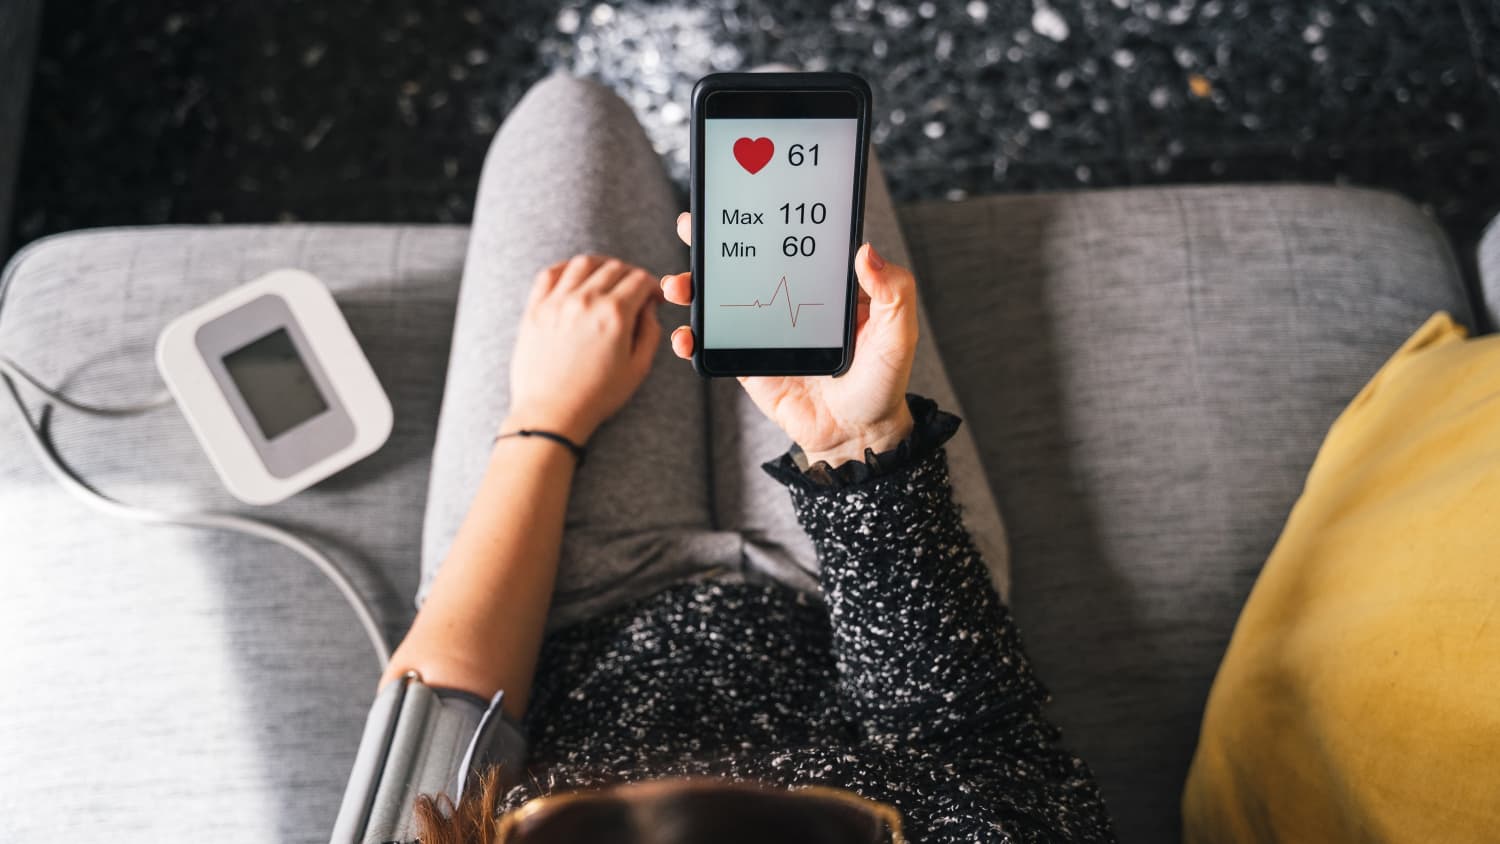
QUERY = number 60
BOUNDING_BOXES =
[782,235,816,257]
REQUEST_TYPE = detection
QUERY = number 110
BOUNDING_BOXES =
[779,202,828,224]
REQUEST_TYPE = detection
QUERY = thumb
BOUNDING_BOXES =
[854,241,911,308]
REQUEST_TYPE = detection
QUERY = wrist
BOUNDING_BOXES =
[800,403,916,468]
[499,408,593,446]
[492,429,588,469]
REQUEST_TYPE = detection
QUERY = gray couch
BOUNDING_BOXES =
[5,188,1498,843]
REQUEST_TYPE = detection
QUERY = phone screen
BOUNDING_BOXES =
[702,113,860,350]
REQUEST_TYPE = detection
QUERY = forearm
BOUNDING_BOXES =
[377,429,575,721]
[817,448,1049,746]
[767,397,1050,748]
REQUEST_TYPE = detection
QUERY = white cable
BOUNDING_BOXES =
[0,354,175,416]
[0,360,392,668]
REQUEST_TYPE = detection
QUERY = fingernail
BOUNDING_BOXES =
[659,274,670,288]
[866,242,885,270]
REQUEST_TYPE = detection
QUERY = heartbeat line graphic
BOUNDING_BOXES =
[720,276,824,327]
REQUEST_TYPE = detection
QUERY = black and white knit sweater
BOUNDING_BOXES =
[497,395,1115,842]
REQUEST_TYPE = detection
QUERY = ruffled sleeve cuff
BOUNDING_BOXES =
[760,393,962,491]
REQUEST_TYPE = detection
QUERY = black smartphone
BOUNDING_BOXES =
[689,72,873,377]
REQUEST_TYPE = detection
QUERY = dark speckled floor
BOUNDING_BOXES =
[11,0,1500,272]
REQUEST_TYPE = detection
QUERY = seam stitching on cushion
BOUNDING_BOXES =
[1173,191,1224,542]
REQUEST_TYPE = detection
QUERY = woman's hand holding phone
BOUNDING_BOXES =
[663,211,916,468]
[505,255,663,445]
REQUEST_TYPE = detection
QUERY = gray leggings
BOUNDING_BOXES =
[418,74,1008,632]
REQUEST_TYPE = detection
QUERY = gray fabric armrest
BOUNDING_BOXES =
[1479,213,1500,332]
[330,672,528,844]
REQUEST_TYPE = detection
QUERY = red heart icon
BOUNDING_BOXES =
[733,137,774,174]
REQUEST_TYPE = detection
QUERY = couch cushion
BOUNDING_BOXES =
[900,184,1471,843]
[0,225,467,842]
[1480,211,1500,331]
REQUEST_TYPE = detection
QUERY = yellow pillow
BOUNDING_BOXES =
[1183,312,1500,843]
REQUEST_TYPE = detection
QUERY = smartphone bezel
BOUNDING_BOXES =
[689,72,873,378]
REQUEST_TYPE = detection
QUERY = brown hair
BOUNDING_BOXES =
[409,767,893,844]
[411,764,506,844]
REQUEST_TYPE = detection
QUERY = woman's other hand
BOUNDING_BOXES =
[661,212,917,467]
[506,255,663,443]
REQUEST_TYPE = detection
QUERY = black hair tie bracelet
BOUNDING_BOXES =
[494,429,587,466]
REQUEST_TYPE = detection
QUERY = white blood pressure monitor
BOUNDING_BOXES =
[156,269,392,505]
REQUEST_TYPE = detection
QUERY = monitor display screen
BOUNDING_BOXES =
[221,327,329,439]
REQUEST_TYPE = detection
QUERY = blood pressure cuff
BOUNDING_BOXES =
[329,671,528,844]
